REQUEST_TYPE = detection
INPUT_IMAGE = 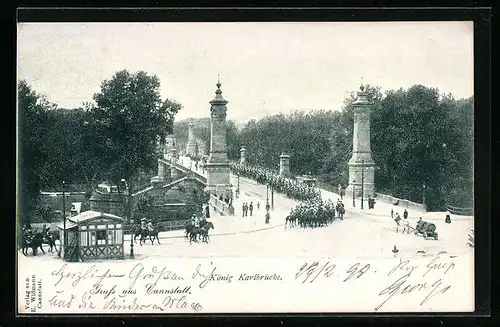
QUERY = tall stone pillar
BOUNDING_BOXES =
[186,122,197,156]
[240,146,246,164]
[157,160,165,181]
[164,135,176,159]
[205,80,232,200]
[279,153,291,176]
[346,84,376,198]
[170,148,180,180]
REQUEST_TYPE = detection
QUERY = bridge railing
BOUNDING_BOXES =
[375,192,426,212]
[209,194,235,216]
[446,205,474,216]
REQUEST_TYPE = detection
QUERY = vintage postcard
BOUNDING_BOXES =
[17,19,475,314]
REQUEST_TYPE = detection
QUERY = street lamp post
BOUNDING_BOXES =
[271,185,274,211]
[121,178,134,258]
[236,172,240,198]
[62,181,66,259]
[266,184,269,202]
[361,159,365,210]
[352,180,356,207]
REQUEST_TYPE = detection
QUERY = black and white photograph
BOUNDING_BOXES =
[17,17,476,313]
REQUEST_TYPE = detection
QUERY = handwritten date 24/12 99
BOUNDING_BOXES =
[295,261,370,284]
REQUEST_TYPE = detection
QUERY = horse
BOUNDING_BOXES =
[41,232,58,252]
[199,222,214,243]
[185,221,193,239]
[188,221,214,244]
[394,216,410,234]
[188,227,203,244]
[21,231,45,256]
[137,228,160,245]
[285,215,296,228]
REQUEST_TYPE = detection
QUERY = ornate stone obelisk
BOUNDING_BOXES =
[240,146,246,164]
[205,79,232,199]
[279,153,291,177]
[186,122,197,156]
[346,83,376,198]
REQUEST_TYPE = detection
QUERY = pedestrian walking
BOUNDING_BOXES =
[391,208,394,218]
[241,202,245,217]
[249,202,254,216]
[403,209,408,219]
[205,204,210,219]
[257,202,260,210]
[445,211,451,224]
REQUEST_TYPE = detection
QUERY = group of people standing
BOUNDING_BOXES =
[392,207,452,224]
[241,201,259,217]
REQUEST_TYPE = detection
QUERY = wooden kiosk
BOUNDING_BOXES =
[57,210,125,261]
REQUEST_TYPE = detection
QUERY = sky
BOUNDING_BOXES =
[17,22,474,124]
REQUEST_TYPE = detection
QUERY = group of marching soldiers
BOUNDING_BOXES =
[232,163,321,202]
[286,198,346,228]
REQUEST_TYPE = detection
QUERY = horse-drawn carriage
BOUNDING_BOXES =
[414,219,439,240]
[394,216,438,240]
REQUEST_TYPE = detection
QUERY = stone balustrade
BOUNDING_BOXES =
[209,194,235,216]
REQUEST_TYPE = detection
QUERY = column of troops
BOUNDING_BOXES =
[286,198,344,229]
[231,163,346,228]
[231,163,321,202]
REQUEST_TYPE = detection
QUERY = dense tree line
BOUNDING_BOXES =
[18,70,182,225]
[231,85,473,211]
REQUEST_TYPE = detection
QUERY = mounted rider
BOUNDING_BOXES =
[146,219,154,232]
[199,212,207,227]
[191,214,200,228]
[42,223,51,237]
[140,218,147,231]
[22,223,33,242]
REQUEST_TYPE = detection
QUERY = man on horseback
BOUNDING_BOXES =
[141,218,147,231]
[22,223,33,244]
[192,214,200,228]
[147,219,154,232]
[199,213,207,228]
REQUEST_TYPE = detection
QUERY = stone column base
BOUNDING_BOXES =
[346,182,375,199]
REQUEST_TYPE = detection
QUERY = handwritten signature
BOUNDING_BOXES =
[375,256,454,311]
[375,274,451,311]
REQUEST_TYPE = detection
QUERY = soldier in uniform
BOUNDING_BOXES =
[147,219,154,232]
